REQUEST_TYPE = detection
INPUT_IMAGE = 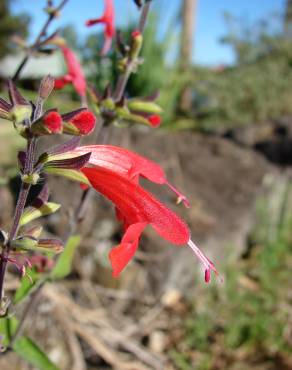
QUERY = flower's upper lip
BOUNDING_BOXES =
[72,145,190,207]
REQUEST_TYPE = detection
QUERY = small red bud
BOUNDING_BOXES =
[148,114,161,127]
[71,110,96,135]
[43,111,62,133]
[132,30,141,38]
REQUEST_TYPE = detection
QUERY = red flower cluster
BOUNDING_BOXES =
[86,0,115,55]
[68,145,218,282]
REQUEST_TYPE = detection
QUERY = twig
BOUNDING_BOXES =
[138,1,152,33]
[13,0,69,81]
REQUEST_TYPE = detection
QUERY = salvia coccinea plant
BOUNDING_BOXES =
[0,0,220,367]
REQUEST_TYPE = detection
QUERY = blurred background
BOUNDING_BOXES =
[0,0,292,369]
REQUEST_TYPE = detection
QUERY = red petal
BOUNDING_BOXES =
[59,46,87,97]
[148,114,161,127]
[54,77,70,89]
[75,145,166,183]
[71,111,96,135]
[43,111,62,133]
[109,222,147,277]
[82,167,190,245]
[85,0,115,55]
[73,145,190,207]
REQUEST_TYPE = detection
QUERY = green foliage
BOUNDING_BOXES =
[0,316,59,369]
[220,11,283,65]
[50,235,80,280]
[170,198,292,369]
[13,336,60,370]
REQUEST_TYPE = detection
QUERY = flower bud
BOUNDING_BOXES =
[39,75,55,100]
[127,100,163,115]
[62,110,96,136]
[130,30,143,60]
[31,111,63,136]
[37,239,64,253]
[11,236,38,251]
[147,114,161,127]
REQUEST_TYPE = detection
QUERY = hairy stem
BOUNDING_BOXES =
[0,137,36,301]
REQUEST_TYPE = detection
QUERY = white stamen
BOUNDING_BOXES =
[187,239,220,283]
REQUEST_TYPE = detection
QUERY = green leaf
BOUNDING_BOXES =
[50,235,80,280]
[0,316,18,346]
[0,319,60,369]
[13,336,60,370]
[20,202,61,227]
[14,268,40,304]
[44,167,90,185]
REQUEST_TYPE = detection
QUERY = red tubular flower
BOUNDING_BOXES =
[81,166,218,281]
[72,145,190,207]
[55,46,86,97]
[85,0,115,55]
[59,144,218,281]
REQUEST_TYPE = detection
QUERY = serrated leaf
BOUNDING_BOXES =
[14,269,40,304]
[50,235,80,280]
[20,202,61,227]
[13,336,60,370]
[44,167,90,185]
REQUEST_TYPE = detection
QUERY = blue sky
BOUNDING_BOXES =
[12,0,286,65]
